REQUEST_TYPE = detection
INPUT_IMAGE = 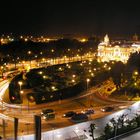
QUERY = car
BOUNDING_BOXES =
[71,113,88,123]
[81,109,94,115]
[41,109,55,120]
[63,111,77,118]
[85,109,94,115]
[101,106,114,112]
[43,113,55,120]
[41,109,54,115]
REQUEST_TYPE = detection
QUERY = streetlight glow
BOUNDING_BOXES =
[86,78,90,83]
[134,71,138,75]
[27,51,31,55]
[18,81,23,90]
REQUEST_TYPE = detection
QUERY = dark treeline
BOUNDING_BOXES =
[109,52,140,97]
[0,37,99,65]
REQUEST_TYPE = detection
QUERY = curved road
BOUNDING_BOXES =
[0,78,135,139]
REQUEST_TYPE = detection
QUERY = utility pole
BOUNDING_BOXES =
[2,119,6,139]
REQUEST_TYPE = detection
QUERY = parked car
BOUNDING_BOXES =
[101,106,114,112]
[63,111,77,118]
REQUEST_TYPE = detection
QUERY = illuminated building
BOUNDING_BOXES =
[97,35,140,63]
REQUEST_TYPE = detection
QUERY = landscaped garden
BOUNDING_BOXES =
[9,60,111,104]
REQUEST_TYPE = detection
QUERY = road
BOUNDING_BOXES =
[5,101,140,140]
[0,54,138,139]
[7,53,95,70]
[0,78,135,139]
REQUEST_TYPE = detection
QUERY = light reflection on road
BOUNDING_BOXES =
[6,101,140,140]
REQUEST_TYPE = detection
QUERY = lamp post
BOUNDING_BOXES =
[114,123,117,140]
[18,81,23,91]
[86,78,90,91]
[18,81,23,111]
[86,78,91,107]
[27,51,32,69]
[27,98,29,112]
[20,90,24,112]
[0,99,3,110]
[1,66,4,78]
[59,93,62,105]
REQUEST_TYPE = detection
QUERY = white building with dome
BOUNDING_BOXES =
[97,35,140,63]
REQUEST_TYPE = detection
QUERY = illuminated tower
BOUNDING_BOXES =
[104,34,109,46]
[133,34,138,41]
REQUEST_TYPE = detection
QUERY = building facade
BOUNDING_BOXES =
[97,35,140,63]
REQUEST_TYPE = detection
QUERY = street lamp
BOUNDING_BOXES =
[86,78,90,90]
[18,81,23,91]
[114,123,118,140]
[27,98,30,112]
[134,70,138,76]
[51,86,55,91]
[1,66,4,78]
[0,99,3,110]
[59,93,62,105]
[86,78,92,107]
[20,90,24,112]
[18,81,23,111]
[72,79,75,83]
[27,51,32,68]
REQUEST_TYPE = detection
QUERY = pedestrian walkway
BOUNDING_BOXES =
[120,131,140,140]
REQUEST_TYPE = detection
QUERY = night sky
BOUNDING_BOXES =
[0,0,140,37]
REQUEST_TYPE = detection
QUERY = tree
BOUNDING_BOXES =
[110,61,125,89]
[134,113,140,127]
[127,52,140,72]
[104,123,112,139]
[117,114,127,128]
[89,123,96,140]
[110,118,117,136]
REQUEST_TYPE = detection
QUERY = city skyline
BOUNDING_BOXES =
[0,1,140,36]
[1,1,140,139]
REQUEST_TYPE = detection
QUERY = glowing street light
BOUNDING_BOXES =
[51,86,55,91]
[39,71,43,75]
[27,51,32,68]
[134,71,138,75]
[18,81,23,90]
[51,49,54,53]
[43,75,46,79]
[86,78,90,90]
[72,74,76,78]
[108,67,111,70]
[27,51,31,55]
[91,73,94,77]
[134,82,137,86]
[72,79,75,83]
[20,90,24,94]
[89,69,92,73]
